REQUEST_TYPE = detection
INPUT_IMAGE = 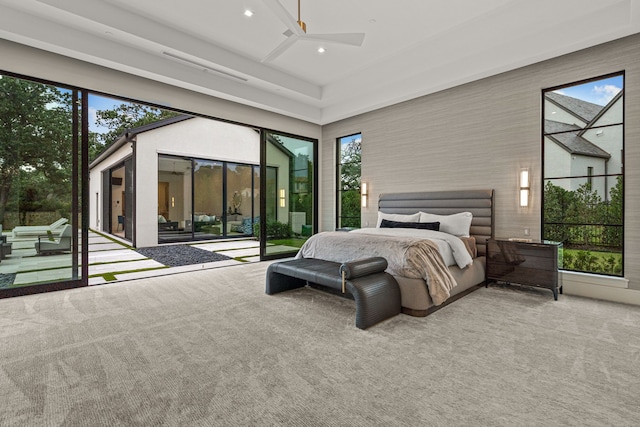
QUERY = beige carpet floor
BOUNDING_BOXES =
[1,261,639,426]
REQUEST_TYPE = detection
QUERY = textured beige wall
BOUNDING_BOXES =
[322,33,640,292]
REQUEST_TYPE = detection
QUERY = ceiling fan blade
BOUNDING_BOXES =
[262,0,304,36]
[261,35,299,62]
[300,33,365,47]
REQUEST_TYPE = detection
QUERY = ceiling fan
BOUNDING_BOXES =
[261,0,365,62]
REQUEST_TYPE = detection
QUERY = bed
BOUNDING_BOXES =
[296,189,494,317]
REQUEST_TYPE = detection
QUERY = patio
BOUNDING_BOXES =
[0,229,299,289]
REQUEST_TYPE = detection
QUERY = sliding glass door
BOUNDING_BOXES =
[0,73,85,295]
[261,132,317,259]
[158,155,259,243]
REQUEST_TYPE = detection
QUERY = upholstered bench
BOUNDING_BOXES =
[266,257,401,329]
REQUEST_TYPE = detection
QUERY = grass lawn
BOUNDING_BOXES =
[269,238,307,248]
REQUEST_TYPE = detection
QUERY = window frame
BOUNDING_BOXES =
[541,71,625,276]
[336,133,362,229]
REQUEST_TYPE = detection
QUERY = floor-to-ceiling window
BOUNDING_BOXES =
[0,69,318,296]
[542,72,624,276]
[0,73,86,296]
[158,155,260,243]
[226,163,259,236]
[336,133,362,229]
[158,155,193,243]
[262,132,317,258]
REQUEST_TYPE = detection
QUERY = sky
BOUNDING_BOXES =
[88,94,129,135]
[553,75,623,106]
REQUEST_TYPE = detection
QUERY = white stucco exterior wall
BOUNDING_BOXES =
[88,143,134,231]
[135,117,260,247]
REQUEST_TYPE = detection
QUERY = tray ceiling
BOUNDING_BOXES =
[0,0,638,124]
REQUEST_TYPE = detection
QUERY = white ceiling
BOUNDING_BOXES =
[1,0,639,124]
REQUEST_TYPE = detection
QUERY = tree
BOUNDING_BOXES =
[91,102,180,160]
[339,136,361,227]
[0,75,73,224]
[339,137,361,191]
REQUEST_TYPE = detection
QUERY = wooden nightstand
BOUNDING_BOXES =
[486,238,563,300]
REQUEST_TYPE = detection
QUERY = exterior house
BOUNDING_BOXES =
[89,115,263,248]
[544,91,623,199]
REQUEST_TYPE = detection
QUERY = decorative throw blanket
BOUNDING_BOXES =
[295,231,458,305]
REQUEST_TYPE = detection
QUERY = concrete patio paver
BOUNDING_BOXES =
[2,229,302,288]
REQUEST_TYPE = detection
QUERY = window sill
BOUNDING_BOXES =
[560,270,628,289]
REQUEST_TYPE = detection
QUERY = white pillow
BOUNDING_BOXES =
[158,215,167,223]
[376,212,420,228]
[419,211,472,237]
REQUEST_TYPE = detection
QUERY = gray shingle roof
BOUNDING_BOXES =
[546,92,604,123]
[544,119,581,134]
[547,132,610,159]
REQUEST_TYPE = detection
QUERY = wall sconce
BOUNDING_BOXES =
[171,196,175,208]
[361,182,368,208]
[519,169,530,208]
[279,188,286,208]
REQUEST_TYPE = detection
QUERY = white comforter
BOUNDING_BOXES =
[348,227,473,269]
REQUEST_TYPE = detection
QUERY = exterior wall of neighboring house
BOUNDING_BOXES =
[582,97,624,196]
[543,93,623,197]
[88,143,133,232]
[266,142,291,224]
[545,138,607,195]
[135,117,260,247]
[570,154,607,194]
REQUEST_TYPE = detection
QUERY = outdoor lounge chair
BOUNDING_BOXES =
[12,218,69,238]
[34,224,72,255]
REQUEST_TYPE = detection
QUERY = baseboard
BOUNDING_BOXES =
[563,280,640,306]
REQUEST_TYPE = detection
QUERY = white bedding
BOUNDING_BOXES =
[349,227,473,269]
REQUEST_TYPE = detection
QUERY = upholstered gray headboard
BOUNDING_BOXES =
[378,189,495,256]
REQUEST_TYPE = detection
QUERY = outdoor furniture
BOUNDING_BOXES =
[0,242,11,260]
[35,224,73,255]
[158,215,178,232]
[12,218,69,238]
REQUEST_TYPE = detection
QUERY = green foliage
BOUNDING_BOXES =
[253,221,292,239]
[340,190,361,228]
[0,75,74,224]
[339,136,361,191]
[92,103,180,149]
[544,179,622,247]
[544,178,623,275]
[562,249,622,275]
[338,136,361,227]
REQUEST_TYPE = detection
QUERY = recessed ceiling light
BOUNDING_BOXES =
[317,47,326,54]
[244,9,253,17]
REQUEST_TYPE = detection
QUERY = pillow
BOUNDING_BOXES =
[158,215,167,223]
[380,219,440,231]
[419,211,472,237]
[376,212,420,228]
[459,236,477,258]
